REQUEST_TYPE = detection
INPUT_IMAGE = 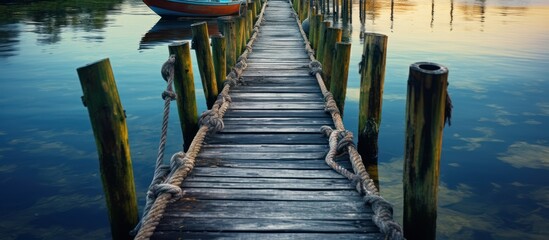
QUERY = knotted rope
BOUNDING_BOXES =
[308,60,322,75]
[291,2,405,239]
[132,1,269,239]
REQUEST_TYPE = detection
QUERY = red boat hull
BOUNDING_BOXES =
[143,0,243,17]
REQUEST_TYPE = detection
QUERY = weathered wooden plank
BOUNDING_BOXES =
[242,70,311,77]
[239,77,318,86]
[247,54,309,59]
[205,133,327,144]
[223,109,328,118]
[229,102,325,110]
[230,96,323,102]
[245,59,308,64]
[152,232,383,240]
[169,200,370,213]
[222,118,331,125]
[245,64,309,70]
[220,126,329,133]
[230,92,322,99]
[183,178,354,191]
[197,151,327,160]
[201,144,328,152]
[181,189,361,202]
[156,218,379,232]
[182,176,353,188]
[230,87,319,93]
[163,205,372,220]
[189,168,344,179]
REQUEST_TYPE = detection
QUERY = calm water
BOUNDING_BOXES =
[0,0,547,239]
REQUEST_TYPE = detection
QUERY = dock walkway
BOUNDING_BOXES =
[152,0,385,238]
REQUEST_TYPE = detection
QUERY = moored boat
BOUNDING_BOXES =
[143,0,245,18]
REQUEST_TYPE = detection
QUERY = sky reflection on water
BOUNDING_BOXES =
[0,0,548,239]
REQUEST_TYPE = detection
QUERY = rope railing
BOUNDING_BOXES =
[290,2,405,239]
[132,2,269,239]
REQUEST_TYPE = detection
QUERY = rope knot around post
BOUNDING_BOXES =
[309,60,323,76]
[151,183,183,202]
[336,130,354,153]
[199,109,225,133]
[161,90,176,101]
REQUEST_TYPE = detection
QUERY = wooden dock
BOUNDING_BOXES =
[152,0,385,238]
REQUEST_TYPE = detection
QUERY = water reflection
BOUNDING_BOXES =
[0,0,123,57]
[139,18,220,50]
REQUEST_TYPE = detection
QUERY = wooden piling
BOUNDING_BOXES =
[301,0,309,22]
[191,22,218,109]
[238,16,246,54]
[211,34,226,92]
[169,42,199,151]
[255,0,261,18]
[77,58,138,240]
[244,10,253,41]
[218,16,237,75]
[312,14,324,50]
[321,27,342,89]
[294,0,300,15]
[233,17,243,56]
[247,9,254,39]
[329,42,352,113]
[403,62,449,240]
[309,11,317,47]
[357,33,388,187]
[249,1,256,23]
[316,20,331,62]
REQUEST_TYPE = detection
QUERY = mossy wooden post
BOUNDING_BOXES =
[329,42,351,113]
[301,0,309,22]
[309,11,316,46]
[191,22,218,109]
[357,33,388,188]
[233,17,243,57]
[255,0,261,17]
[169,42,199,151]
[244,8,251,42]
[238,16,246,54]
[403,62,449,240]
[247,8,254,38]
[218,16,236,75]
[294,0,301,15]
[211,34,226,92]
[322,27,342,89]
[316,20,331,62]
[312,14,324,50]
[249,1,256,23]
[77,58,138,240]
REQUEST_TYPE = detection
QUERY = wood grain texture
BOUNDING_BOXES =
[152,0,383,238]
